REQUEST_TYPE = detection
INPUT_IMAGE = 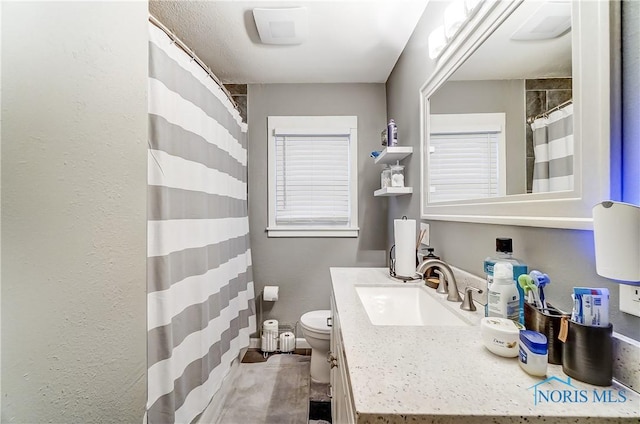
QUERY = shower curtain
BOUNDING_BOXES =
[147,22,256,423]
[531,103,574,193]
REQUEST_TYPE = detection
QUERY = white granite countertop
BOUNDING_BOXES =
[330,267,640,424]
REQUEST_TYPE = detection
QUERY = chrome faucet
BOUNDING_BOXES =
[416,259,462,302]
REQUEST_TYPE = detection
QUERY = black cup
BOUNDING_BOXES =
[561,320,613,386]
[524,302,568,364]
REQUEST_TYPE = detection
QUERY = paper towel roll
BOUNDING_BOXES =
[279,331,296,353]
[263,319,279,333]
[394,218,416,278]
[263,285,279,301]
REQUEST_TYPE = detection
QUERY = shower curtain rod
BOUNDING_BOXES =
[149,15,239,111]
[527,99,573,124]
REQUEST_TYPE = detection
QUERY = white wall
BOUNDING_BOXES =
[1,2,148,422]
[248,83,388,328]
[386,1,640,340]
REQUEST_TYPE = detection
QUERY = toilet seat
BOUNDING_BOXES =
[300,310,331,334]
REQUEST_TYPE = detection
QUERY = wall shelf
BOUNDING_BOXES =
[374,146,413,164]
[374,187,413,197]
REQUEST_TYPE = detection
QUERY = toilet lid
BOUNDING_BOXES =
[300,310,331,333]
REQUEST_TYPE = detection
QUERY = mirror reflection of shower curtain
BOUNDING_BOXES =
[531,104,574,193]
[147,21,256,424]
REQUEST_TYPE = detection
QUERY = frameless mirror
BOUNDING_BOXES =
[420,0,610,229]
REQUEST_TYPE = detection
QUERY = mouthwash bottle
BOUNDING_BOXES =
[483,238,528,323]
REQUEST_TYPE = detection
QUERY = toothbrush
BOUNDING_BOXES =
[529,271,550,309]
[518,274,543,309]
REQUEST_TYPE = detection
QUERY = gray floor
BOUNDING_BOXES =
[214,352,330,424]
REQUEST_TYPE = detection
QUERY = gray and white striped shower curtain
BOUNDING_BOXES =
[531,103,574,193]
[147,22,256,423]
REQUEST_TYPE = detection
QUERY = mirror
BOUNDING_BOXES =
[420,0,610,229]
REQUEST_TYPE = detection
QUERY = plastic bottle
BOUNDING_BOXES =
[487,262,520,321]
[483,238,528,322]
[387,119,398,146]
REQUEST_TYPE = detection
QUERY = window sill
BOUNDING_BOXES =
[266,227,359,238]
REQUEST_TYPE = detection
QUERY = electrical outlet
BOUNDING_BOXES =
[419,222,430,246]
[619,284,640,318]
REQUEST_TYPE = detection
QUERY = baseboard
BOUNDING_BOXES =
[249,337,310,350]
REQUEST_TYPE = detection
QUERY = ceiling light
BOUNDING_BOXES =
[510,2,571,41]
[253,7,308,45]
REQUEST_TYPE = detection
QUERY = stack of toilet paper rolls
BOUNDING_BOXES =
[261,319,278,353]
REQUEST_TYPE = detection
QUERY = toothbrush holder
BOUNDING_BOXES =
[561,320,613,386]
[524,302,568,364]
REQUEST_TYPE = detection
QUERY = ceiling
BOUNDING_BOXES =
[149,0,429,84]
[451,0,572,81]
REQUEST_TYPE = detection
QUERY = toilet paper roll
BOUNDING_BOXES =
[279,331,296,353]
[394,218,416,278]
[261,333,277,353]
[263,319,279,333]
[263,286,279,302]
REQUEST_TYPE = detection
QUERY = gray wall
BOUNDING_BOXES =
[431,79,526,195]
[1,2,148,422]
[248,83,387,329]
[386,1,640,340]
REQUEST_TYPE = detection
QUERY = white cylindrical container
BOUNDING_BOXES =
[519,330,548,376]
[480,317,524,358]
[262,319,279,353]
[263,319,279,333]
[279,331,296,353]
[487,262,520,321]
[394,218,416,278]
[263,286,279,301]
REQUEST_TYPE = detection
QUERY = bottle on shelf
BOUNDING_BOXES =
[387,119,398,147]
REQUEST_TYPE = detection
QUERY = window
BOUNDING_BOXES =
[267,116,358,237]
[428,113,506,203]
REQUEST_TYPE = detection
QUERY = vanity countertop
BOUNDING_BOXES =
[330,267,640,424]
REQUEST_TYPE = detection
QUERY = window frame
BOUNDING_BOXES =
[428,112,506,203]
[266,115,359,238]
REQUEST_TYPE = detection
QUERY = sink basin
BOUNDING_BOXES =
[355,285,469,326]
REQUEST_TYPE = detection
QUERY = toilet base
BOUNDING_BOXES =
[310,347,330,383]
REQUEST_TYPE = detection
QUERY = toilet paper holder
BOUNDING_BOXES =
[260,322,297,357]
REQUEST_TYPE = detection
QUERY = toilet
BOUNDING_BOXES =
[300,310,331,383]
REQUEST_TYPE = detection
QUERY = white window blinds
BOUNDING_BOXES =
[429,132,500,203]
[267,115,358,237]
[275,134,351,225]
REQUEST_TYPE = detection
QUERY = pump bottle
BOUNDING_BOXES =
[487,262,520,321]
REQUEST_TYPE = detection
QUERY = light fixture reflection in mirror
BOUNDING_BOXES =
[426,0,573,204]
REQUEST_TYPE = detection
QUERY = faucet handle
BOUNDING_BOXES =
[460,286,483,311]
[434,269,448,294]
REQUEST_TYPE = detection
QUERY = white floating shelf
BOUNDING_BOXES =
[374,187,413,197]
[374,146,413,164]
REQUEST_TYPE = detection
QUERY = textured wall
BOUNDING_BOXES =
[386,1,640,340]
[1,2,147,422]
[247,83,387,329]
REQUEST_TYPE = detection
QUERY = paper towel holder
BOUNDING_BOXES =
[592,201,640,283]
